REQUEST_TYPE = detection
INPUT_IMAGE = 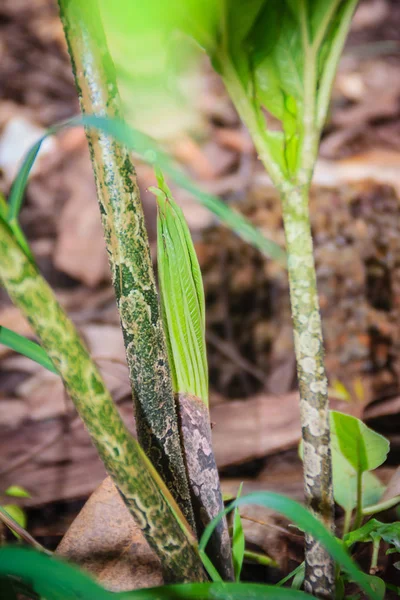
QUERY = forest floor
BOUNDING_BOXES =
[1,0,400,593]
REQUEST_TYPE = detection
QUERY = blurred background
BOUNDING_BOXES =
[1,0,400,575]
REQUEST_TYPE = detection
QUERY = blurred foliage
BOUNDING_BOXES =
[99,0,219,139]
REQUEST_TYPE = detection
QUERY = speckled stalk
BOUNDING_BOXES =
[223,59,335,599]
[176,393,234,581]
[281,185,334,598]
[57,0,195,529]
[0,220,206,583]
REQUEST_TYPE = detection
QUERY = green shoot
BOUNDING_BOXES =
[153,170,208,403]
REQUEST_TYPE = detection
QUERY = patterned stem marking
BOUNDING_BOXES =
[281,185,334,598]
[0,220,205,583]
[177,393,234,581]
[57,0,195,529]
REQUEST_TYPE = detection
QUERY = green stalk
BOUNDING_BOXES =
[57,0,195,528]
[224,69,336,593]
[353,461,363,531]
[342,510,352,538]
[220,13,337,596]
[0,218,206,583]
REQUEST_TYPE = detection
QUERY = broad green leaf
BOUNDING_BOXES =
[97,0,219,139]
[332,450,386,513]
[331,411,389,474]
[245,0,282,68]
[7,115,286,267]
[361,473,386,510]
[271,8,303,102]
[300,416,386,513]
[100,0,219,56]
[0,326,57,375]
[344,519,383,546]
[0,546,319,600]
[249,4,304,175]
[5,485,31,498]
[199,492,380,599]
[376,522,400,551]
[345,519,400,556]
[153,170,208,403]
[232,483,245,581]
[221,0,267,83]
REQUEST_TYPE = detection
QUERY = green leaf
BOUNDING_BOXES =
[199,492,380,600]
[332,451,386,514]
[331,411,389,474]
[221,0,267,83]
[0,326,57,374]
[0,546,320,600]
[5,485,31,498]
[300,415,387,514]
[376,522,400,551]
[0,546,112,600]
[7,137,44,223]
[232,483,245,581]
[344,519,400,553]
[245,0,282,67]
[153,170,208,403]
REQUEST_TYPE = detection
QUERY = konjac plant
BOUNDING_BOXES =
[0,1,399,599]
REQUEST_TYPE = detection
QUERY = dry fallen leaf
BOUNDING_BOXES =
[56,477,163,592]
[211,392,301,468]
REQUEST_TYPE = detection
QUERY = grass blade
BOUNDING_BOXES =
[199,492,380,600]
[7,115,286,267]
[0,546,317,600]
[232,483,245,581]
[0,325,57,374]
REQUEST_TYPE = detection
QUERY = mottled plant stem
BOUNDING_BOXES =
[0,219,206,583]
[281,185,334,598]
[222,61,335,598]
[57,0,195,529]
[177,393,234,581]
